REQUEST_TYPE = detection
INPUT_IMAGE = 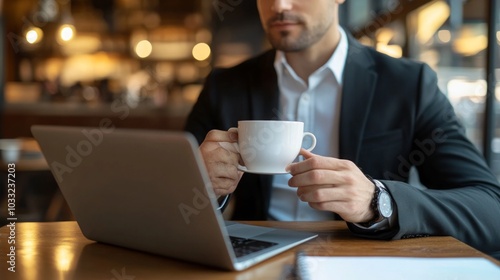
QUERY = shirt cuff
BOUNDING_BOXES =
[352,210,397,231]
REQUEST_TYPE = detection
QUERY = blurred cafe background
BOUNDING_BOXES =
[0,0,499,225]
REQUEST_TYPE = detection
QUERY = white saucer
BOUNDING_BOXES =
[237,166,289,175]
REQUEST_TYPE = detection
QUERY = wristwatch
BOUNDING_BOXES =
[366,177,393,225]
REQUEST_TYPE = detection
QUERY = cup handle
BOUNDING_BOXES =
[303,132,316,151]
[232,143,247,171]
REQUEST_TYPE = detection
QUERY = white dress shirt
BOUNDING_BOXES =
[268,27,348,221]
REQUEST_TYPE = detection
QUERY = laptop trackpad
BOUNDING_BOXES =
[226,223,275,238]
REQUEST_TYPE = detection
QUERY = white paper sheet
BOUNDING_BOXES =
[299,256,500,280]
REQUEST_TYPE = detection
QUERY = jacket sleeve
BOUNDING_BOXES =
[184,70,219,145]
[349,64,500,257]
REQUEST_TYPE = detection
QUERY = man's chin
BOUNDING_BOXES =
[276,46,304,52]
[268,35,305,52]
[271,40,306,52]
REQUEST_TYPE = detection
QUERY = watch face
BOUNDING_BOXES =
[378,192,393,217]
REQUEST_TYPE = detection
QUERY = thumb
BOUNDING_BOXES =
[299,148,315,159]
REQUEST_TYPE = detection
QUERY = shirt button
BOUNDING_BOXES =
[302,94,310,102]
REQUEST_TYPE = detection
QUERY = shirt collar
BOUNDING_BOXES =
[274,26,349,85]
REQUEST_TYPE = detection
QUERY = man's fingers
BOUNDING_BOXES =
[227,127,238,135]
[288,155,355,175]
[295,185,343,202]
[203,146,239,163]
[206,160,240,180]
[299,148,315,159]
[204,128,238,143]
[204,155,242,196]
[219,142,239,153]
[288,169,343,187]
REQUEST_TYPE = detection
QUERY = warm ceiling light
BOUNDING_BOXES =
[416,0,450,44]
[497,31,500,44]
[26,27,43,44]
[135,40,153,58]
[376,28,395,45]
[192,43,211,61]
[59,24,75,42]
[437,30,451,43]
[453,34,488,56]
[358,36,374,46]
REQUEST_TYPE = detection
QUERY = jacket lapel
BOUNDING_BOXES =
[339,37,378,163]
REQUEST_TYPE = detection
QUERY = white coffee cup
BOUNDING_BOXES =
[237,120,316,173]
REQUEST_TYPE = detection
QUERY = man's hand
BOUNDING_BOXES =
[199,128,243,196]
[287,149,376,223]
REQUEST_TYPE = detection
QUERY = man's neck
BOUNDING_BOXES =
[284,25,341,83]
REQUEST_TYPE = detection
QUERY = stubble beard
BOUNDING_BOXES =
[266,15,334,52]
[268,30,309,52]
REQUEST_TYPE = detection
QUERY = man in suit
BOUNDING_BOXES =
[185,0,500,257]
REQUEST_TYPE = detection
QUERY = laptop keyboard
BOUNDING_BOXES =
[229,236,278,258]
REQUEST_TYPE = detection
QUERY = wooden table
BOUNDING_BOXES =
[0,221,498,279]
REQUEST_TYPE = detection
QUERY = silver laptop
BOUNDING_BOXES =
[31,125,317,271]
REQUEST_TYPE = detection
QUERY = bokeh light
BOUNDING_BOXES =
[26,27,43,44]
[135,40,153,58]
[192,42,211,61]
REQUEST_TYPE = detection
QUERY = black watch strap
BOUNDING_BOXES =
[362,175,383,226]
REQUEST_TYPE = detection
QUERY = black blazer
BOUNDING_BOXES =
[185,35,500,256]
